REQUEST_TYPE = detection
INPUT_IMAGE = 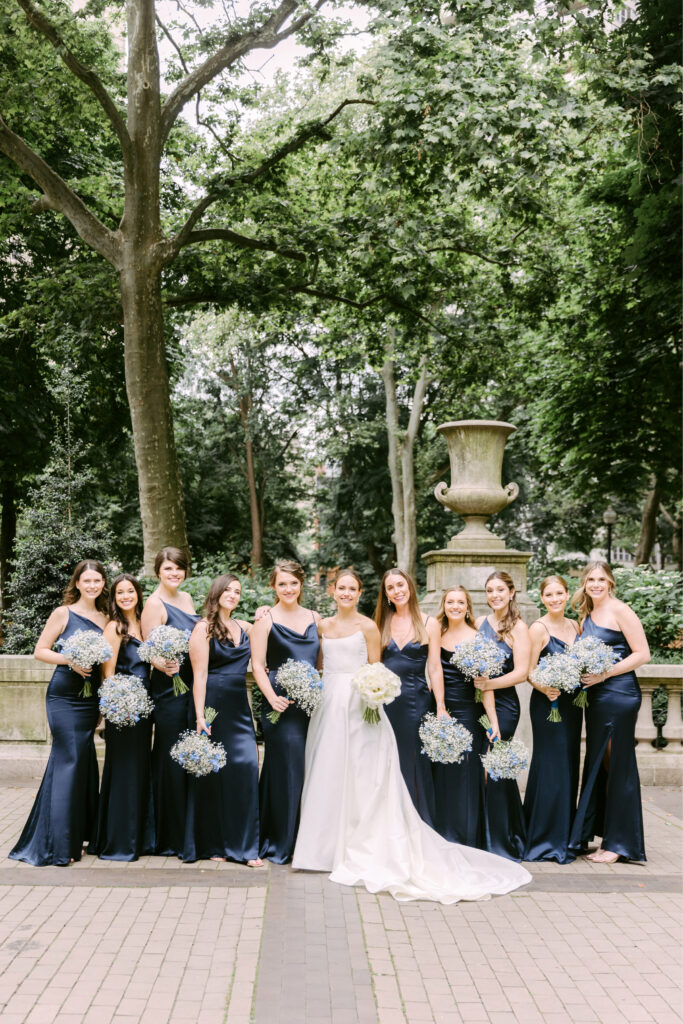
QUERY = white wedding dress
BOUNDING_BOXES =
[292,632,531,902]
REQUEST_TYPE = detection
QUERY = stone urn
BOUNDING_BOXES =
[434,420,519,549]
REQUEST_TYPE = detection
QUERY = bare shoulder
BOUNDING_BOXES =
[475,615,486,629]
[235,618,252,635]
[192,618,210,639]
[178,591,196,614]
[613,599,642,628]
[103,619,120,641]
[50,605,71,630]
[512,617,530,638]
[425,615,441,638]
[359,615,380,640]
[529,618,547,638]
[318,616,335,636]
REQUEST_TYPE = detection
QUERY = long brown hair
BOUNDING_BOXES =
[203,574,241,643]
[154,546,191,577]
[436,586,476,633]
[374,569,428,648]
[269,559,305,603]
[109,574,143,642]
[63,559,109,614]
[485,570,520,640]
[571,561,616,625]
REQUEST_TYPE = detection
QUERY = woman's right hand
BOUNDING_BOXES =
[196,716,210,736]
[269,694,291,714]
[152,657,180,676]
[68,661,92,679]
[543,686,561,702]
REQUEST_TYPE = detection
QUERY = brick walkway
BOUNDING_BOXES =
[0,784,680,1024]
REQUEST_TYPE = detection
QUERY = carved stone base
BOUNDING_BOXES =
[421,545,539,624]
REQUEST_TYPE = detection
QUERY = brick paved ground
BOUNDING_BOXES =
[0,783,680,1024]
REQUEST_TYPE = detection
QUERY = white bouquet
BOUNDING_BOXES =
[138,625,192,697]
[569,636,620,708]
[267,660,323,724]
[530,652,582,722]
[350,662,401,724]
[451,634,507,701]
[479,715,529,781]
[170,709,226,777]
[57,630,113,698]
[99,673,154,728]
[419,712,473,764]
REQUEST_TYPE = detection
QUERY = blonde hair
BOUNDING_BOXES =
[436,586,476,633]
[333,568,363,590]
[540,574,569,595]
[571,561,616,625]
[485,570,520,640]
[374,569,428,648]
[269,560,305,603]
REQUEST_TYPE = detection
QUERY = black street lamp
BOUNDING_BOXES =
[603,507,617,564]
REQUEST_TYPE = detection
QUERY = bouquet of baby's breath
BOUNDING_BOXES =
[531,653,582,722]
[267,660,323,724]
[57,630,113,697]
[99,673,153,728]
[478,715,529,781]
[419,713,473,764]
[350,662,402,724]
[171,708,226,776]
[569,636,620,708]
[451,635,506,701]
[138,625,192,696]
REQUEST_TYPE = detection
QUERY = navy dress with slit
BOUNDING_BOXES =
[183,628,260,863]
[569,616,645,861]
[479,617,526,861]
[523,631,582,863]
[259,613,320,864]
[10,609,101,866]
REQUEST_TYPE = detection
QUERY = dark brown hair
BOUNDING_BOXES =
[109,574,144,642]
[203,574,241,644]
[540,575,570,595]
[436,586,476,632]
[374,569,428,648]
[571,561,616,625]
[485,570,520,640]
[333,568,363,590]
[269,560,305,603]
[63,559,109,613]
[154,547,191,578]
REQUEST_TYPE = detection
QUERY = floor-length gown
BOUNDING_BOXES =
[293,633,531,902]
[432,646,486,848]
[10,609,101,865]
[150,600,200,856]
[259,612,320,864]
[90,636,155,861]
[478,618,527,861]
[569,616,646,861]
[183,629,260,863]
[523,632,582,863]
[382,634,436,826]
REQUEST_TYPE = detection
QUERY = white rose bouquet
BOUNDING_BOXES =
[350,662,401,724]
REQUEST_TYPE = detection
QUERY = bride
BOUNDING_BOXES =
[292,569,531,902]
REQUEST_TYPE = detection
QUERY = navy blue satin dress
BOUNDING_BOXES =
[10,609,101,865]
[479,617,526,861]
[432,647,486,848]
[569,617,645,861]
[523,632,582,863]
[150,600,200,856]
[183,629,260,863]
[259,614,320,864]
[382,635,436,827]
[90,636,155,861]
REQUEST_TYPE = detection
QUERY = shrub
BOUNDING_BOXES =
[611,566,682,661]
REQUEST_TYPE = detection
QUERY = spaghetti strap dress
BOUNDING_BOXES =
[259,613,320,863]
[479,618,526,861]
[183,628,260,863]
[569,616,645,861]
[150,600,200,856]
[10,609,101,865]
[382,633,436,827]
[523,631,582,863]
[90,636,155,860]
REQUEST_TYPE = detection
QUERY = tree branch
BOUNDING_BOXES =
[15,0,132,168]
[181,227,308,262]
[0,115,120,265]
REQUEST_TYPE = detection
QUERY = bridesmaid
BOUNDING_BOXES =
[523,575,581,864]
[374,569,444,827]
[183,574,262,865]
[141,546,199,857]
[475,570,530,861]
[90,574,155,861]
[10,560,108,865]
[569,561,650,863]
[250,560,320,864]
[433,586,493,848]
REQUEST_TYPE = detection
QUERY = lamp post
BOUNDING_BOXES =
[603,507,617,564]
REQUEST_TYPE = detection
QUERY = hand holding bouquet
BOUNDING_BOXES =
[530,652,582,722]
[138,625,192,697]
[479,714,529,781]
[57,630,113,698]
[99,673,154,728]
[171,710,226,777]
[419,713,473,764]
[350,662,401,724]
[267,660,323,724]
[569,636,619,708]
[451,635,507,701]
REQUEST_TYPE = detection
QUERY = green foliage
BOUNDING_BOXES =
[612,566,682,660]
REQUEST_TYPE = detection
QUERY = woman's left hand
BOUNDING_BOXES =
[582,672,605,688]
[196,716,210,736]
[474,675,492,691]
[436,705,450,720]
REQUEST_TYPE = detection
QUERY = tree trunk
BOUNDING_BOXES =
[660,504,682,571]
[120,265,188,574]
[381,353,406,570]
[239,392,263,567]
[634,478,661,566]
[0,478,17,617]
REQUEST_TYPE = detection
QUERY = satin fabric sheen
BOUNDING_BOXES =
[259,615,320,864]
[569,616,646,861]
[382,637,436,826]
[10,609,101,865]
[150,600,200,856]
[90,636,155,861]
[183,629,260,863]
[523,633,582,863]
[293,632,531,902]
[478,618,527,861]
[432,647,487,848]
